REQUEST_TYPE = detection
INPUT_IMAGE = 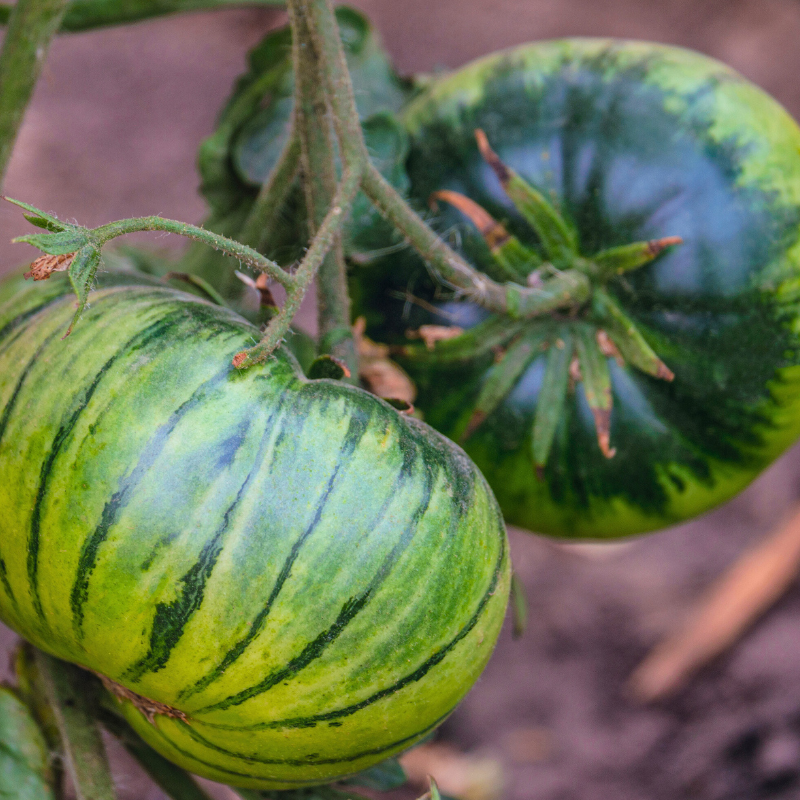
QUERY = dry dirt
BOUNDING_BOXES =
[5,2,800,798]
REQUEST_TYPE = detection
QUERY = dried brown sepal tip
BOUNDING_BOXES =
[475,128,510,184]
[429,190,510,251]
[235,271,277,308]
[405,324,465,350]
[24,252,75,281]
[97,673,187,725]
[647,235,683,257]
[596,330,623,366]
[592,408,617,459]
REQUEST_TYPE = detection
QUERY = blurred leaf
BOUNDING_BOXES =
[189,5,415,281]
[0,1,287,32]
[0,685,56,800]
[342,756,407,790]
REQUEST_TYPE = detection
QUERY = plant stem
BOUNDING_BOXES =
[35,651,117,800]
[361,163,591,318]
[234,167,361,368]
[237,127,301,254]
[304,0,368,169]
[0,0,284,31]
[0,0,68,186]
[92,216,295,290]
[301,0,591,322]
[289,0,356,376]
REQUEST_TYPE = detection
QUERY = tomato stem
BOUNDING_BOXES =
[0,0,68,187]
[290,0,357,380]
[91,216,296,290]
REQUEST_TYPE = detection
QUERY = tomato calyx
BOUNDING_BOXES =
[405,130,681,468]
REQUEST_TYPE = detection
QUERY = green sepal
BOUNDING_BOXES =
[575,325,615,458]
[510,571,528,639]
[429,777,443,800]
[4,197,71,231]
[342,757,407,790]
[495,235,542,280]
[592,289,674,381]
[23,214,62,232]
[0,686,56,800]
[504,173,577,262]
[14,228,90,255]
[66,244,102,336]
[476,131,577,262]
[400,315,526,365]
[532,330,572,469]
[429,189,538,281]
[592,236,682,278]
[308,354,350,381]
[462,327,548,439]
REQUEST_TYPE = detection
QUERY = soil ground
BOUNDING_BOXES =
[4,2,800,798]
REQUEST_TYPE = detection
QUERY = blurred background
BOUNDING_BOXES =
[5,1,800,798]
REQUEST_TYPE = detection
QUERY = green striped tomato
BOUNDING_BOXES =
[0,273,510,789]
[350,39,800,538]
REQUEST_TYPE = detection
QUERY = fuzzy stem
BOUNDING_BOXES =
[290,0,356,377]
[361,163,591,318]
[92,216,295,290]
[233,167,361,368]
[0,0,68,186]
[304,0,369,169]
[35,652,117,800]
[237,127,302,253]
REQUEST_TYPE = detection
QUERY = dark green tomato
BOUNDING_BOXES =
[350,39,800,538]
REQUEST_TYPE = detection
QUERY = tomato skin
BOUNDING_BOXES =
[350,39,800,538]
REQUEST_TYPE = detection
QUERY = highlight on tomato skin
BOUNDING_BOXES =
[348,38,800,539]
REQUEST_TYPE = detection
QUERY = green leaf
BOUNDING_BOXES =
[532,330,572,469]
[462,327,548,439]
[65,244,102,336]
[342,757,407,790]
[195,6,412,244]
[14,227,89,255]
[0,686,56,800]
